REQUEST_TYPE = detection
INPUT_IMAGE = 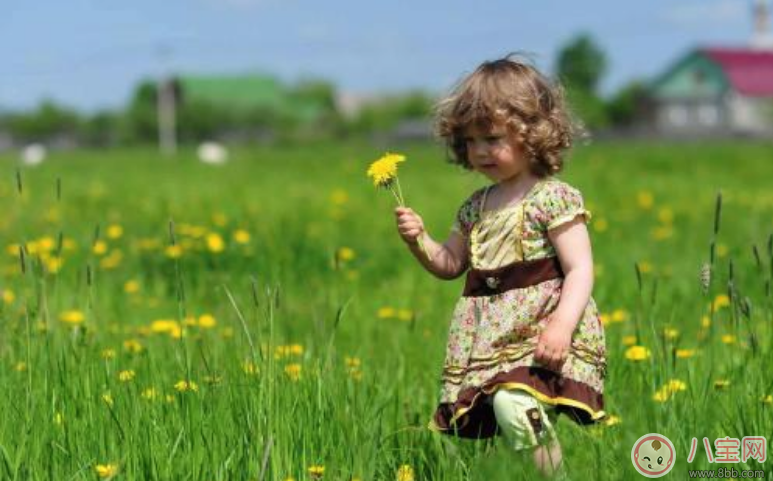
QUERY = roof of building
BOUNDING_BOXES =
[701,47,773,96]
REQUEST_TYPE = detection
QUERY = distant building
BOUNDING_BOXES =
[646,0,773,137]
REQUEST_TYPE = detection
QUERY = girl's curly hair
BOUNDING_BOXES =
[434,54,578,177]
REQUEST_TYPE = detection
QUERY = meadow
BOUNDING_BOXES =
[0,140,772,480]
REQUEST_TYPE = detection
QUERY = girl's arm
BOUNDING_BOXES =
[534,216,594,370]
[548,217,594,330]
[395,207,469,280]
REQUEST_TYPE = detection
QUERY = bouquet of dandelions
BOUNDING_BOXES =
[367,152,431,261]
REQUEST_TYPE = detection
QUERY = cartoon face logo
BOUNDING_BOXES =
[631,433,675,478]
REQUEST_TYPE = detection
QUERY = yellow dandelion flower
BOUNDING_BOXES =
[308,465,325,478]
[611,309,628,323]
[141,388,158,401]
[396,464,415,481]
[164,244,183,259]
[377,306,396,319]
[206,232,225,253]
[107,224,123,239]
[701,316,711,328]
[624,345,651,361]
[54,412,64,426]
[721,334,737,344]
[150,319,179,334]
[761,394,772,404]
[337,247,356,262]
[92,240,108,256]
[233,229,251,244]
[662,328,680,340]
[2,289,15,304]
[174,380,199,392]
[290,344,304,356]
[198,314,217,329]
[123,339,143,354]
[124,280,140,294]
[675,349,696,359]
[637,191,654,210]
[657,207,674,224]
[599,313,611,326]
[397,309,413,322]
[243,361,259,375]
[366,152,405,188]
[118,370,135,382]
[714,379,730,390]
[345,356,361,368]
[101,349,116,360]
[95,463,118,479]
[622,335,637,346]
[284,363,302,381]
[713,294,730,310]
[102,393,114,407]
[59,310,85,325]
[603,415,621,426]
[637,261,653,274]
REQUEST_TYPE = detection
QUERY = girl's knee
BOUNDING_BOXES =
[490,389,555,450]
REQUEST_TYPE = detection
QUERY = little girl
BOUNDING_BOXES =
[395,56,607,476]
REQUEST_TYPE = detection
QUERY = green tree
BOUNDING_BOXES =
[556,33,607,94]
[606,80,647,127]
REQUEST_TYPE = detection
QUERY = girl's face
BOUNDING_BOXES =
[463,122,528,183]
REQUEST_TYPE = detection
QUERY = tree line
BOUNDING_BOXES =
[0,34,645,147]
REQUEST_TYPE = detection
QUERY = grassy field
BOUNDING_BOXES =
[0,140,772,480]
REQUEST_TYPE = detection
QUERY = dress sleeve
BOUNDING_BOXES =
[540,181,592,231]
[450,189,484,237]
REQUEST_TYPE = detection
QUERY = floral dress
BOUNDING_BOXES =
[430,178,607,439]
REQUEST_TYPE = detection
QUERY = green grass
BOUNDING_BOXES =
[0,140,772,480]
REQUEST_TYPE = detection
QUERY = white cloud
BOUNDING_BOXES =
[661,0,748,27]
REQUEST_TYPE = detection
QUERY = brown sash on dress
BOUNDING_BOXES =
[463,257,564,297]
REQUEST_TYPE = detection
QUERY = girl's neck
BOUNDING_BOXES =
[496,170,540,200]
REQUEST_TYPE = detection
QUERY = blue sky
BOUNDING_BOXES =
[0,0,761,112]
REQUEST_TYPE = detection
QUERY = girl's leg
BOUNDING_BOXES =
[491,389,562,477]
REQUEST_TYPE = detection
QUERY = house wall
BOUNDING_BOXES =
[726,93,773,135]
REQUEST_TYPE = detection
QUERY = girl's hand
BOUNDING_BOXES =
[534,317,573,372]
[395,207,425,245]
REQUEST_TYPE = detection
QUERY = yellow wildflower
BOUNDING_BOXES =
[611,309,628,323]
[624,345,651,362]
[14,362,27,372]
[367,152,405,188]
[603,415,621,426]
[761,394,773,404]
[59,310,85,325]
[95,464,118,479]
[397,309,413,322]
[107,224,123,239]
[599,313,611,326]
[243,361,259,375]
[101,349,117,360]
[714,379,730,390]
[124,280,140,294]
[233,229,251,244]
[123,339,143,354]
[713,294,730,310]
[118,370,135,382]
[308,465,325,479]
[637,191,654,210]
[54,412,64,426]
[377,306,396,319]
[92,241,108,256]
[164,244,183,259]
[285,363,302,381]
[662,328,679,340]
[637,262,653,274]
[701,316,711,328]
[396,464,415,481]
[716,243,728,258]
[675,349,696,359]
[721,334,737,344]
[206,233,225,253]
[198,314,217,329]
[102,393,114,407]
[337,247,356,262]
[2,289,15,304]
[174,380,199,392]
[141,388,158,401]
[622,335,637,346]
